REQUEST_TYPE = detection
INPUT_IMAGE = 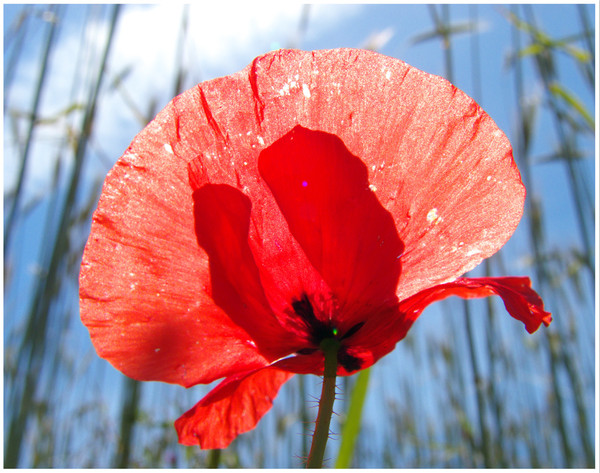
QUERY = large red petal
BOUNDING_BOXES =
[191,182,295,358]
[175,366,294,449]
[182,49,525,302]
[258,126,403,330]
[79,103,271,387]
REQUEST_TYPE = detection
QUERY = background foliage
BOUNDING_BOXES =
[3,3,596,468]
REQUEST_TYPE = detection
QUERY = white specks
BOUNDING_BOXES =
[129,283,137,290]
[386,70,392,80]
[279,83,290,96]
[466,248,482,257]
[427,208,438,223]
[247,340,257,348]
[493,129,503,139]
[302,83,311,98]
[163,143,174,154]
[371,165,377,171]
[486,175,492,181]
[369,184,378,192]
[154,348,161,353]
[426,208,443,225]
[257,135,265,146]
[246,130,252,136]
[243,161,248,166]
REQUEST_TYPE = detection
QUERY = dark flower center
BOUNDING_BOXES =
[291,293,363,373]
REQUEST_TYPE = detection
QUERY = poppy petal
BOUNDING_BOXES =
[241,49,526,301]
[79,106,272,387]
[190,181,294,358]
[158,48,525,306]
[396,276,552,339]
[175,366,294,449]
[340,277,550,373]
[258,126,403,329]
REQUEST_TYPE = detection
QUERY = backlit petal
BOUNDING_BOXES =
[397,276,552,339]
[240,49,525,300]
[79,102,270,387]
[258,126,403,329]
[175,366,294,449]
[191,182,292,358]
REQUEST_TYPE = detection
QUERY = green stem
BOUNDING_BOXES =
[306,338,340,468]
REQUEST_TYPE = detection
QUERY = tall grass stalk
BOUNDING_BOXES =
[4,5,60,258]
[4,6,121,467]
[514,6,594,274]
[509,5,595,466]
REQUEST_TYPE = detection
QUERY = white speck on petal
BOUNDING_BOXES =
[427,208,442,225]
[487,175,492,181]
[369,184,377,192]
[163,143,174,154]
[279,83,290,96]
[257,135,265,146]
[302,83,311,98]
[154,348,161,353]
[386,70,392,80]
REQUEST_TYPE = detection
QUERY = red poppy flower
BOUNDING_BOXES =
[79,48,551,450]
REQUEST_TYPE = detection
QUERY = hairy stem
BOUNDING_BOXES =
[306,338,340,468]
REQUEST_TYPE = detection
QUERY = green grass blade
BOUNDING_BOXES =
[335,368,370,468]
[548,82,595,131]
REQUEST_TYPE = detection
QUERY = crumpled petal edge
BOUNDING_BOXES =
[175,366,294,449]
[397,276,552,338]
